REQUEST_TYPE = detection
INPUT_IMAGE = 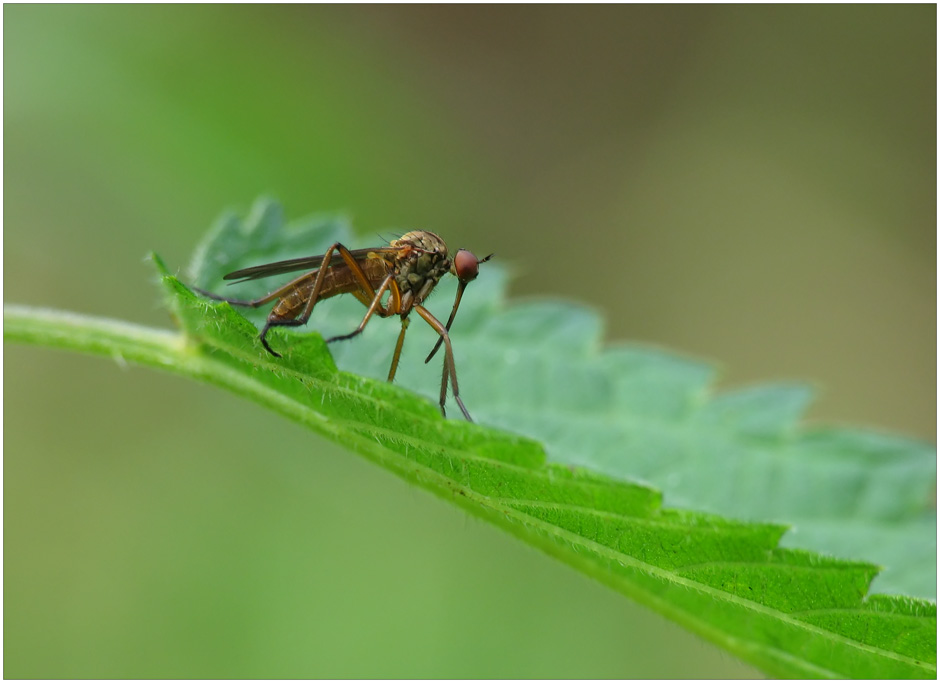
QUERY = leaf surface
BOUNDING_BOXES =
[190,198,936,598]
[150,198,937,677]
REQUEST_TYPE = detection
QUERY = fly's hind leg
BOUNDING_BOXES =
[190,285,280,309]
[199,242,362,358]
[193,242,398,358]
[258,318,310,358]
[192,284,297,358]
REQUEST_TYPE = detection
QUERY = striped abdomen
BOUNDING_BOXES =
[271,256,390,321]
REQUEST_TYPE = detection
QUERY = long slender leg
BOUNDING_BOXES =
[425,252,491,363]
[290,243,389,329]
[190,281,295,308]
[194,277,318,358]
[259,275,391,357]
[259,321,291,357]
[193,243,349,353]
[425,280,467,364]
[439,353,451,417]
[254,246,342,356]
[196,243,399,357]
[326,274,393,343]
[388,316,410,382]
[415,304,472,421]
[260,243,392,355]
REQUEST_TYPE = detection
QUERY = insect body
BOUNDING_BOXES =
[193,231,492,421]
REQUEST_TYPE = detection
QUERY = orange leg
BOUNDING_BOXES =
[257,243,394,356]
[326,274,394,343]
[388,314,409,383]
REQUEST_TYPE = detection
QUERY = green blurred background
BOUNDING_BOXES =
[5,5,935,678]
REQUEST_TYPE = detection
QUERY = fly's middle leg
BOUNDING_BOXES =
[387,316,410,383]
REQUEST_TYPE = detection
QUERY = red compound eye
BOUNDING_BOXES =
[453,249,480,282]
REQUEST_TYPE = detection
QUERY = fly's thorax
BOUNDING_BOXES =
[395,230,448,253]
[391,230,452,304]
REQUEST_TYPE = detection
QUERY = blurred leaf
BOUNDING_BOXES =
[5,199,936,678]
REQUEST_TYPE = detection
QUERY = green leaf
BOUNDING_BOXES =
[190,198,937,600]
[5,198,935,678]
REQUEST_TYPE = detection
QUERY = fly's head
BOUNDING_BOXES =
[449,248,492,284]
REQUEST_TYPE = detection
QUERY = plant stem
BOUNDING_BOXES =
[4,303,184,365]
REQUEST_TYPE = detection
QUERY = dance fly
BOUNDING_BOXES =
[193,231,492,421]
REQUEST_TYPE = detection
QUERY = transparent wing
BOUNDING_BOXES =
[223,246,398,283]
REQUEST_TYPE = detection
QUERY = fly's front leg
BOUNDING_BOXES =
[414,304,472,421]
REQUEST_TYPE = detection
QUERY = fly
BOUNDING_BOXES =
[192,231,492,421]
